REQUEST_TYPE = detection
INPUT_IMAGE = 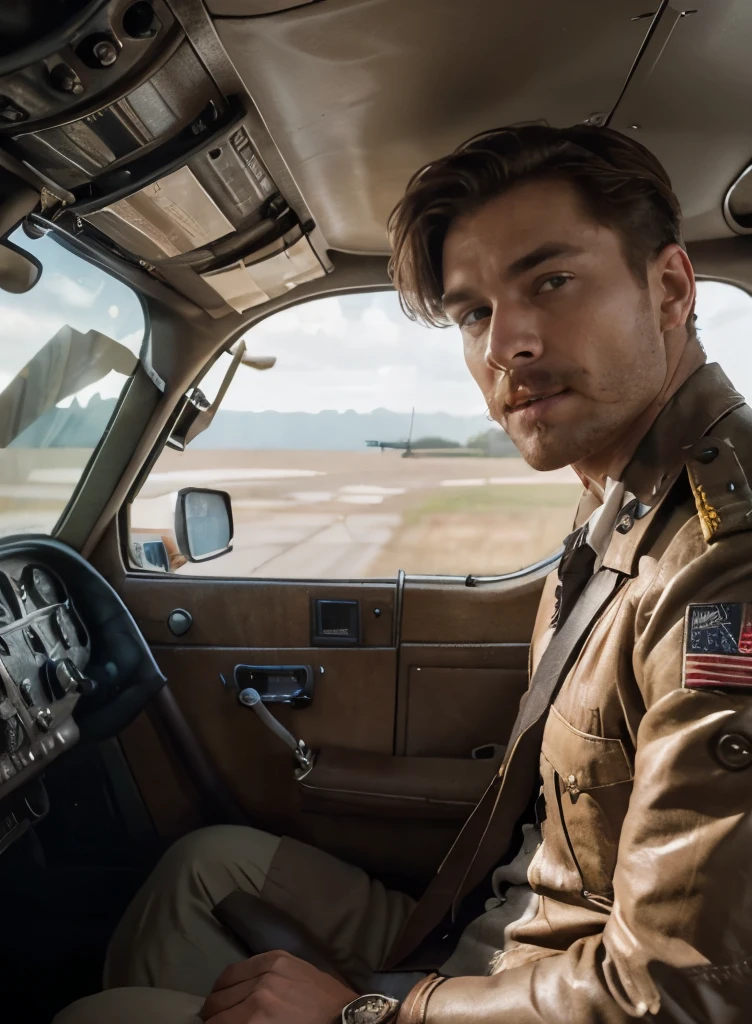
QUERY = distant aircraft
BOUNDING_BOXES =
[366,408,415,457]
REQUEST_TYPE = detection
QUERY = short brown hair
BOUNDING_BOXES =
[388,124,685,327]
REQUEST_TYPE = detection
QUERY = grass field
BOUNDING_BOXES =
[366,481,581,576]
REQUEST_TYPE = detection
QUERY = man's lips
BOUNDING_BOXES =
[505,387,568,414]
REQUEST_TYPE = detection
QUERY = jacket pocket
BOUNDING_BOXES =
[540,705,634,900]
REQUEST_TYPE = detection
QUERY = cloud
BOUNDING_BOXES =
[210,281,752,417]
[43,271,104,309]
[204,291,485,415]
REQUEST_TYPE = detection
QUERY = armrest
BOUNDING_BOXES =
[298,747,501,820]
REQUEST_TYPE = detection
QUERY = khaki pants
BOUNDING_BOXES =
[54,825,415,1024]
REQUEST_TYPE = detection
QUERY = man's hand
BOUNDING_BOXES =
[200,950,358,1024]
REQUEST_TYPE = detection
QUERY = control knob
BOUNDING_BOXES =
[44,658,97,700]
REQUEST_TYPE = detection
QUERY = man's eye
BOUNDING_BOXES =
[538,274,572,293]
[462,306,491,327]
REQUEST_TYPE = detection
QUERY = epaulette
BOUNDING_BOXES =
[686,435,752,543]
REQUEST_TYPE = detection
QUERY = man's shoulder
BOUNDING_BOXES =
[683,401,752,546]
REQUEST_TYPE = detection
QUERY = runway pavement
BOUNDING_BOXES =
[130,449,579,578]
[0,446,579,577]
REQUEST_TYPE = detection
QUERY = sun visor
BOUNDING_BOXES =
[201,234,327,312]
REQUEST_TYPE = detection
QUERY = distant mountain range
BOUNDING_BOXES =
[13,396,516,453]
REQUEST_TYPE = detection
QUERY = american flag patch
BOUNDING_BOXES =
[683,603,752,691]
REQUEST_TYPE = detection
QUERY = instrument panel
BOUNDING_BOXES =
[0,557,89,809]
[0,537,166,855]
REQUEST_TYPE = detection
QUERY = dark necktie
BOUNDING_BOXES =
[551,525,597,632]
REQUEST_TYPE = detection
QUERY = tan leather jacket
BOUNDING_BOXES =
[398,363,752,1022]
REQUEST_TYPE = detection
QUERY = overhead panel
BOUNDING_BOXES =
[215,0,656,254]
[0,0,329,314]
[607,0,752,243]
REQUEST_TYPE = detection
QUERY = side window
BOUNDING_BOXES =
[129,281,752,580]
[695,280,752,401]
[129,291,579,578]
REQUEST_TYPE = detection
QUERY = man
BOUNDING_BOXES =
[58,125,752,1023]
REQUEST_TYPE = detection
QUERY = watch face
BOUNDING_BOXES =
[343,994,399,1024]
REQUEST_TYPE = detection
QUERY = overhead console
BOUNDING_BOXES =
[0,0,330,315]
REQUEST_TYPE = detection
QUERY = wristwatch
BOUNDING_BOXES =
[341,994,400,1023]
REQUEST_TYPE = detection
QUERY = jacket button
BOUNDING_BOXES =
[715,732,752,770]
[696,446,719,464]
[616,514,633,534]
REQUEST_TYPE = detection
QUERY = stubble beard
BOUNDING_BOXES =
[488,385,628,472]
[505,415,617,472]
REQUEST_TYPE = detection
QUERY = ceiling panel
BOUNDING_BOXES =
[609,0,752,243]
[216,0,653,253]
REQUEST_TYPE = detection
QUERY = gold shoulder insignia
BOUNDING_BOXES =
[687,436,752,544]
[690,475,721,542]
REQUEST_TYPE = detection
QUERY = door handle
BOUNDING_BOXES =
[233,664,314,708]
[237,687,314,777]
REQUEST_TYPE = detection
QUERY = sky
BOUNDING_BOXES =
[0,228,145,408]
[203,282,752,416]
[1,227,752,420]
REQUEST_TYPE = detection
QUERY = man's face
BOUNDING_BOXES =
[442,178,669,471]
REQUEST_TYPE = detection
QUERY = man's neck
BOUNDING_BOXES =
[574,333,706,495]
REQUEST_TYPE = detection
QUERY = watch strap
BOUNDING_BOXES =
[396,973,446,1024]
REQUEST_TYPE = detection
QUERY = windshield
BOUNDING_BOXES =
[0,227,145,538]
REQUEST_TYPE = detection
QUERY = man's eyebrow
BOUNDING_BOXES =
[507,242,585,278]
[442,286,479,313]
[442,242,585,313]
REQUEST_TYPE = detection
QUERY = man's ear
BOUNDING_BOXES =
[655,244,695,334]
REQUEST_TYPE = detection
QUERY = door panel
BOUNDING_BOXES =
[400,576,544,644]
[400,659,528,757]
[98,523,551,881]
[122,576,395,647]
[149,645,396,824]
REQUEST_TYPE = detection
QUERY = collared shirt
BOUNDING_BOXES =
[585,477,627,567]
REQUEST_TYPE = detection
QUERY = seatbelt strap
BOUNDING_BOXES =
[386,566,625,967]
[451,565,625,908]
[501,565,623,767]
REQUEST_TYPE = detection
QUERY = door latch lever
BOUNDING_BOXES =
[238,687,315,778]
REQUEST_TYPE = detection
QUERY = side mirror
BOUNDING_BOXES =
[175,488,234,563]
[0,240,41,294]
[138,538,171,572]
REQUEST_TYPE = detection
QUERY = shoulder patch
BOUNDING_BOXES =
[683,603,752,691]
[687,436,752,544]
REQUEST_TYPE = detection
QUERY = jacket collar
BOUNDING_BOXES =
[597,363,745,575]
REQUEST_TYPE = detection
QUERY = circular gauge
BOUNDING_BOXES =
[22,565,65,608]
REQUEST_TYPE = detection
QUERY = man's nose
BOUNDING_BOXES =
[485,308,543,371]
